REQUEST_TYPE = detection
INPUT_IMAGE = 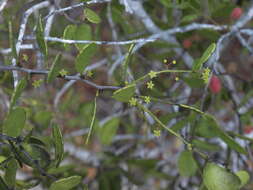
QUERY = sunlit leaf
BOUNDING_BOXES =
[84,8,101,24]
[49,176,81,190]
[193,43,216,70]
[112,84,135,102]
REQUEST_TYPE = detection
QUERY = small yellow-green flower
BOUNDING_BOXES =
[163,59,168,64]
[87,70,93,77]
[59,69,68,77]
[175,77,179,81]
[153,129,161,137]
[129,97,137,106]
[147,81,154,89]
[32,79,43,88]
[202,68,211,84]
[144,96,151,104]
[172,60,177,65]
[187,144,193,151]
[148,70,157,79]
[23,54,28,62]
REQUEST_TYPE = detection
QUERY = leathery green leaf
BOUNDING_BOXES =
[52,124,64,167]
[49,176,81,190]
[3,107,26,137]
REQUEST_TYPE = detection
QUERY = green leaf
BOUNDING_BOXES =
[86,94,98,145]
[122,44,135,81]
[203,162,241,190]
[48,165,75,175]
[20,143,51,169]
[75,43,97,73]
[192,139,221,151]
[112,84,135,102]
[235,170,250,188]
[0,176,9,190]
[3,107,26,137]
[203,114,247,155]
[181,14,198,23]
[193,43,216,71]
[63,25,76,49]
[34,111,53,127]
[47,54,62,83]
[36,15,47,57]
[74,24,92,51]
[99,117,120,145]
[10,78,27,109]
[177,150,198,177]
[84,8,101,24]
[52,124,64,167]
[8,21,17,59]
[4,158,18,188]
[49,176,82,190]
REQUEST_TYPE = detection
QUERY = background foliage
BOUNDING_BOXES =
[0,0,253,189]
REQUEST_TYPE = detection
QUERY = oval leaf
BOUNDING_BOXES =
[3,107,26,137]
[47,54,62,83]
[74,24,92,51]
[52,124,64,167]
[63,25,76,49]
[236,170,250,188]
[49,176,81,190]
[99,117,120,145]
[203,163,241,190]
[84,8,101,24]
[4,158,18,188]
[177,150,198,177]
[112,84,135,102]
[75,43,97,73]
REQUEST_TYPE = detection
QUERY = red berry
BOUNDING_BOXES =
[183,39,192,49]
[209,75,221,94]
[244,126,253,134]
[230,7,243,20]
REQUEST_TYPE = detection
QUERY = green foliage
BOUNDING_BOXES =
[0,1,252,189]
[84,8,101,24]
[4,158,18,188]
[177,150,198,177]
[52,124,64,167]
[36,15,48,57]
[203,163,241,190]
[112,84,135,102]
[75,43,97,73]
[47,54,62,83]
[49,176,82,190]
[10,78,27,109]
[99,117,120,145]
[236,170,250,188]
[193,43,216,71]
[203,114,247,155]
[3,107,26,137]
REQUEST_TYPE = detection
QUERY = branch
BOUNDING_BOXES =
[44,0,111,20]
[0,65,119,90]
